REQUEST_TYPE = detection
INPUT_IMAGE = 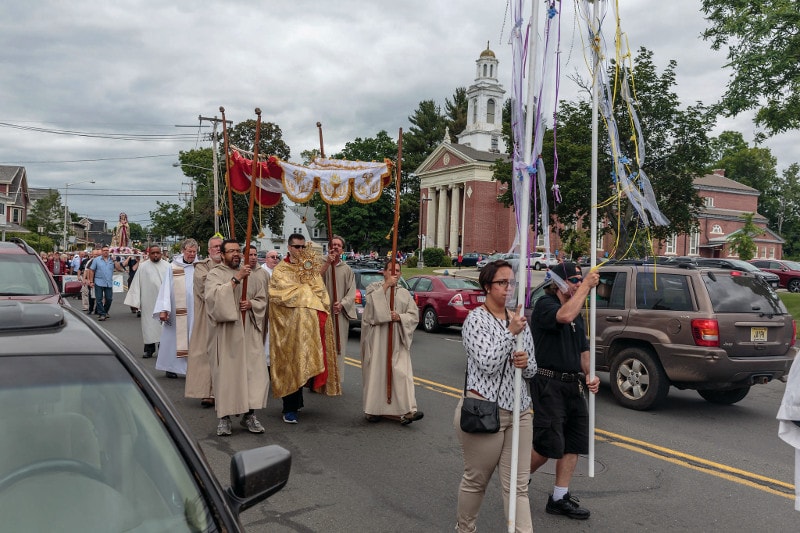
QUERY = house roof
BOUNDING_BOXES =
[694,173,758,193]
[700,207,767,222]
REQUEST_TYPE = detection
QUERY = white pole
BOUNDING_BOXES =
[508,1,539,531]
[211,118,220,234]
[63,184,69,251]
[588,0,601,478]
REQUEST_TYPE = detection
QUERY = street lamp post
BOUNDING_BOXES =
[63,180,95,251]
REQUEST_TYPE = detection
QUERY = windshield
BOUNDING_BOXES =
[0,355,218,532]
[783,260,800,271]
[0,255,55,296]
[358,273,410,290]
[703,272,786,315]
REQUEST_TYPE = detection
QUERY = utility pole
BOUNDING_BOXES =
[198,115,232,234]
[181,181,195,212]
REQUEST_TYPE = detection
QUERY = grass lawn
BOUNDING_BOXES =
[779,292,800,319]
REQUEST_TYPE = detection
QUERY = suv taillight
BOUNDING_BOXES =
[691,319,720,347]
[355,289,363,305]
[792,320,797,347]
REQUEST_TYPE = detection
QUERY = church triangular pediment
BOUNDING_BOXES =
[415,144,473,174]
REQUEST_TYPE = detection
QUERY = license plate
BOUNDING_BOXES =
[477,295,486,303]
[751,327,767,342]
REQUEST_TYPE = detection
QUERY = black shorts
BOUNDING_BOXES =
[529,374,589,458]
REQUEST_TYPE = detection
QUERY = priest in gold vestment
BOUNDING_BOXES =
[269,234,341,424]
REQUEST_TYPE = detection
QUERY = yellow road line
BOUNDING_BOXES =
[344,356,794,497]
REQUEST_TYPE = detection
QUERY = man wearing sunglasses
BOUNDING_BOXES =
[529,261,600,520]
[269,234,341,424]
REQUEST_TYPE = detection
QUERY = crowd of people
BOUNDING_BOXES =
[56,238,604,530]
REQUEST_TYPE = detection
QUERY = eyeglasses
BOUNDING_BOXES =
[491,279,516,288]
[289,244,305,250]
[567,276,583,284]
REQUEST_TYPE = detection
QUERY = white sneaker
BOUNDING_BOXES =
[216,417,232,436]
[241,413,265,433]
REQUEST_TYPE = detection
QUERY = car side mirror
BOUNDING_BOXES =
[227,445,291,513]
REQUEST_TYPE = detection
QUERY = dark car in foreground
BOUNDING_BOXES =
[527,262,797,410]
[350,268,413,329]
[0,238,61,304]
[750,258,800,292]
[0,301,290,531]
[406,275,484,332]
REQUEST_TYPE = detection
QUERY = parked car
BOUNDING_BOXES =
[350,269,414,329]
[529,252,559,271]
[0,238,61,304]
[694,258,780,290]
[406,275,484,332]
[750,259,800,292]
[526,262,797,410]
[476,253,511,270]
[0,300,291,531]
[458,252,486,268]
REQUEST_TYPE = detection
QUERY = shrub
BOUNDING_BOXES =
[423,247,446,267]
[405,255,418,268]
[440,255,453,267]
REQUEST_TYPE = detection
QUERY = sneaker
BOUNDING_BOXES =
[241,413,265,433]
[364,414,381,423]
[282,412,298,424]
[545,492,590,520]
[216,417,232,436]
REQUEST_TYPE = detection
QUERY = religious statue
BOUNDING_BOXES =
[112,212,130,249]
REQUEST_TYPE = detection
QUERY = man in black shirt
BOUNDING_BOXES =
[529,261,600,520]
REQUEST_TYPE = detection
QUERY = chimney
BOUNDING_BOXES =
[712,169,725,177]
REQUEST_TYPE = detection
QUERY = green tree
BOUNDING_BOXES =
[726,212,764,260]
[149,201,189,242]
[495,48,713,257]
[770,163,800,257]
[701,0,800,137]
[25,190,63,237]
[445,87,468,139]
[311,131,398,252]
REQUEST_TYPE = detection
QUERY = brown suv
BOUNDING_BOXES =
[529,262,797,410]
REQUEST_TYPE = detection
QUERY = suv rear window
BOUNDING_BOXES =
[702,271,787,314]
[0,255,55,296]
[636,272,693,311]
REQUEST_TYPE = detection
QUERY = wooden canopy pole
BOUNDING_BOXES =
[219,106,236,240]
[317,121,341,358]
[386,128,403,403]
[240,108,262,325]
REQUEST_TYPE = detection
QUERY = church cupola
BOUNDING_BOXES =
[458,42,506,153]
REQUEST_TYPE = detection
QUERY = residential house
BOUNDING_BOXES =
[0,165,30,233]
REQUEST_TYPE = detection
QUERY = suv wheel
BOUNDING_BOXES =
[534,262,542,271]
[610,347,669,410]
[422,307,440,333]
[789,279,800,293]
[697,387,750,405]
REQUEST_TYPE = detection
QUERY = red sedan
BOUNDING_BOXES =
[406,275,485,332]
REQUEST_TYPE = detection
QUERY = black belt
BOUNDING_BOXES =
[537,368,585,382]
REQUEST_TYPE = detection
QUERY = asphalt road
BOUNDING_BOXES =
[92,277,799,532]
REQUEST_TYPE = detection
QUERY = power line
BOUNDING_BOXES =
[0,121,201,141]
[1,154,176,164]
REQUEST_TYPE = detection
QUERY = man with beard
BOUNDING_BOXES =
[185,236,223,407]
[205,239,269,436]
[321,235,356,383]
[154,238,198,379]
[124,246,169,358]
[269,234,341,424]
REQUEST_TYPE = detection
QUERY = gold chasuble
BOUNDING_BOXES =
[269,252,341,398]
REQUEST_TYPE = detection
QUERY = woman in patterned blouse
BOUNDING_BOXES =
[454,260,537,533]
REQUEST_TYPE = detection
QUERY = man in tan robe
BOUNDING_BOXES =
[205,239,269,436]
[185,236,223,407]
[321,234,356,383]
[360,262,423,425]
[269,233,341,424]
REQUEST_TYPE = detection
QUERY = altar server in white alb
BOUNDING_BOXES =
[155,239,198,379]
[124,246,169,359]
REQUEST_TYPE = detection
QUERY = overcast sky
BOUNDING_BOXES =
[1,1,795,230]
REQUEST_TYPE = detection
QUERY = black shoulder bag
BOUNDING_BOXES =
[460,310,509,434]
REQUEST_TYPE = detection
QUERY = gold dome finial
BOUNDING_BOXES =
[480,41,495,58]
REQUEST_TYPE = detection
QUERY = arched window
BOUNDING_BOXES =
[483,64,487,77]
[487,99,495,123]
[472,99,478,123]
[711,224,723,234]
[490,65,493,78]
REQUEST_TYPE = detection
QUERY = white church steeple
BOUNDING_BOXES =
[457,42,506,153]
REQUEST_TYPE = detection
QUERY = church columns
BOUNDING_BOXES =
[436,186,447,251]
[449,185,460,254]
[425,187,436,252]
